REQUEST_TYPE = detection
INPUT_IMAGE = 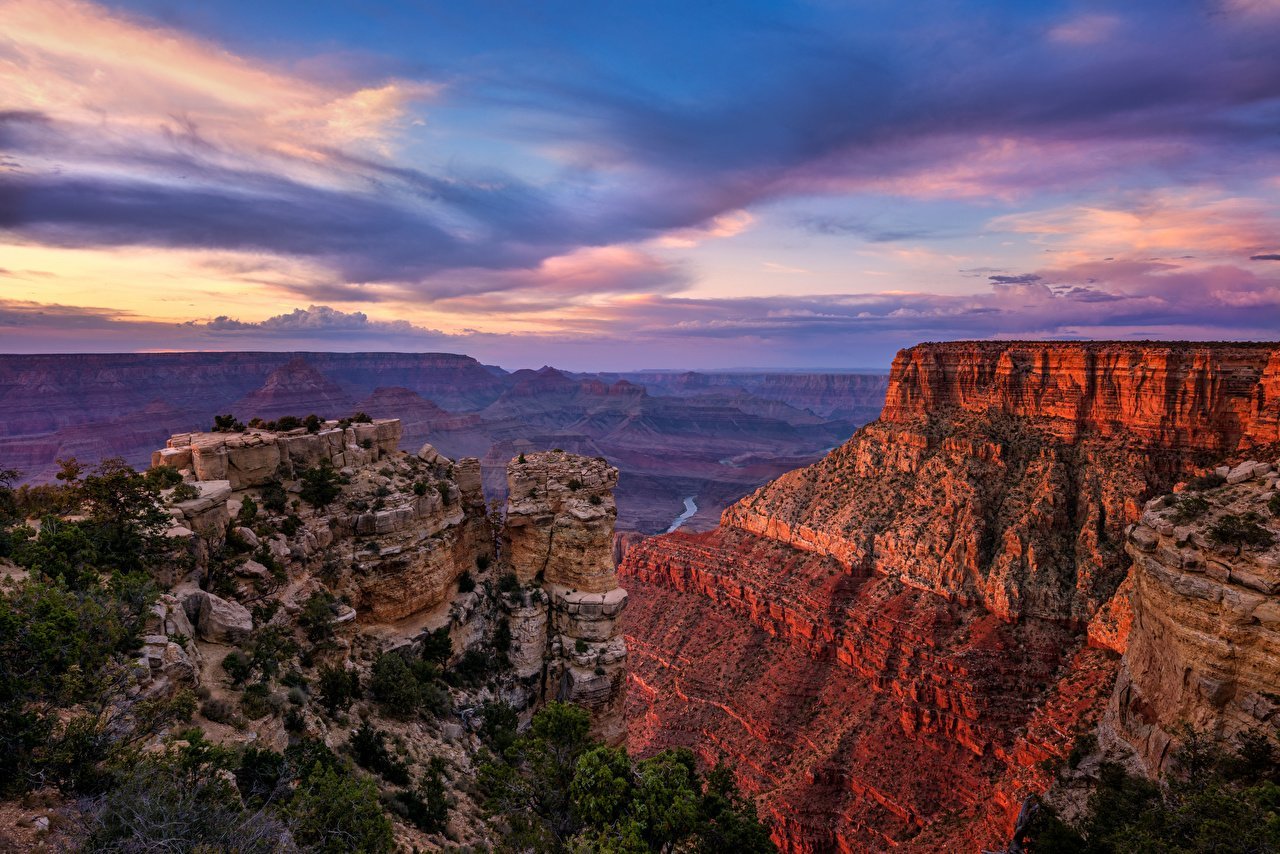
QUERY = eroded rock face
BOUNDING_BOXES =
[155,419,402,490]
[621,528,1119,851]
[152,419,495,624]
[1105,463,1280,774]
[621,340,1280,851]
[497,452,628,745]
[502,452,620,592]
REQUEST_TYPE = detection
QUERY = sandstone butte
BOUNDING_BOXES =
[619,340,1280,852]
[148,423,629,748]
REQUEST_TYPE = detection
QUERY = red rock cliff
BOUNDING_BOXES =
[621,340,1280,852]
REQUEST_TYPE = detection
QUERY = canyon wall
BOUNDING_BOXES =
[1106,459,1280,774]
[621,341,1280,851]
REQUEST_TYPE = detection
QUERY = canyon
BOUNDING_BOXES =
[0,353,887,535]
[619,341,1280,851]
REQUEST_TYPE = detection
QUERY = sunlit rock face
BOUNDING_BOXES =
[1106,462,1280,775]
[620,340,1280,852]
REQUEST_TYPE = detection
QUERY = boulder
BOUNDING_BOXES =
[191,591,253,644]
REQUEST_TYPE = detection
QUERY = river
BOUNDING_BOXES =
[665,496,698,533]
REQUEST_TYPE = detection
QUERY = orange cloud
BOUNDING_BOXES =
[0,0,438,174]
[991,190,1279,260]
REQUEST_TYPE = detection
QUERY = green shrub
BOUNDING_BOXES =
[299,462,342,509]
[498,572,521,594]
[1186,472,1227,491]
[413,481,427,496]
[221,650,253,685]
[260,482,288,513]
[201,697,237,724]
[211,413,245,433]
[1171,495,1209,523]
[171,481,199,502]
[390,756,450,833]
[1270,493,1280,517]
[476,553,491,571]
[288,762,394,854]
[351,412,373,424]
[237,496,258,524]
[317,665,359,715]
[77,747,287,853]
[350,720,410,785]
[240,683,274,720]
[144,465,184,489]
[1207,512,1275,554]
[304,414,322,434]
[370,652,423,719]
[457,569,476,592]
[300,591,338,642]
[589,494,603,506]
[420,626,453,666]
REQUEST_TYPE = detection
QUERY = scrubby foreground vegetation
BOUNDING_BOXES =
[1027,727,1280,852]
[0,460,773,851]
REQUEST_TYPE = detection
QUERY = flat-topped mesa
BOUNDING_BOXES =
[154,418,402,489]
[501,451,620,592]
[498,451,628,745]
[1106,461,1280,774]
[724,341,1280,624]
[882,341,1280,451]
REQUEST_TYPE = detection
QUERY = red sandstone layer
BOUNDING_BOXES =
[622,341,1280,851]
[621,529,1118,851]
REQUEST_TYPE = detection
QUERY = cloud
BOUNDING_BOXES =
[5,252,1277,369]
[1251,253,1280,261]
[1048,14,1123,45]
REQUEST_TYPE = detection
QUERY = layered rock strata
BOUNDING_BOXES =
[621,341,1280,851]
[153,421,494,624]
[1107,460,1280,773]
[499,452,628,744]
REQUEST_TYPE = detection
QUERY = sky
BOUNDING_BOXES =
[2,0,1280,370]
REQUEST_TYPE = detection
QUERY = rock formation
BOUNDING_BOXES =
[148,428,626,741]
[498,452,629,745]
[620,340,1280,851]
[152,419,495,624]
[1106,460,1280,774]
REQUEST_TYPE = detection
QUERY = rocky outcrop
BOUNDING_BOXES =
[498,452,628,745]
[724,343,1280,624]
[502,452,620,592]
[1105,461,1280,774]
[155,419,402,490]
[151,419,495,624]
[620,340,1280,851]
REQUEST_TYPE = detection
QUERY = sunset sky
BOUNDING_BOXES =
[3,0,1280,369]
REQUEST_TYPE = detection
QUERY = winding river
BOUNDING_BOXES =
[665,496,698,533]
